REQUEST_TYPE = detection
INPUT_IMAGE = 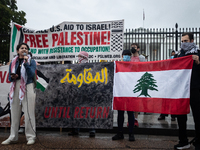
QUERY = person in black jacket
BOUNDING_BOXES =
[174,33,200,150]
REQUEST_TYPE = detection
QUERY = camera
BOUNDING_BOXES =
[131,47,137,54]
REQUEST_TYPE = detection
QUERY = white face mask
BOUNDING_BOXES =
[78,57,88,63]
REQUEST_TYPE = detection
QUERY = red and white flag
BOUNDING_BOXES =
[113,55,193,115]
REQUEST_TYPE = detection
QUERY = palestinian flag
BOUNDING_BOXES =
[10,23,24,53]
[113,55,193,115]
[36,70,49,92]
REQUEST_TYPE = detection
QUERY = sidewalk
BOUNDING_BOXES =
[0,130,196,150]
[0,110,195,149]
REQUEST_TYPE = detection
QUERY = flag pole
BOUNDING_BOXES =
[143,9,145,28]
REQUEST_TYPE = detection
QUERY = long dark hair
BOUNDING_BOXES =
[16,43,30,51]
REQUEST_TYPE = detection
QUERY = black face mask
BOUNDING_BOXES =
[131,47,136,54]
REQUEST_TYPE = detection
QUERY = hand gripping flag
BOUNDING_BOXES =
[113,55,193,115]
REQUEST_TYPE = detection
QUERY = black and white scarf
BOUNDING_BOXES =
[180,42,199,55]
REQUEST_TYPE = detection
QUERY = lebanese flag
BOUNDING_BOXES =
[113,55,193,115]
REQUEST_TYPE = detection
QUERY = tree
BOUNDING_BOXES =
[0,0,27,63]
[133,72,158,97]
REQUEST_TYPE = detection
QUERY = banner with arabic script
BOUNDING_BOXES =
[35,62,114,129]
[10,20,124,62]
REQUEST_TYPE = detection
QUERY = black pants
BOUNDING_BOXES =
[177,88,200,144]
[117,110,134,134]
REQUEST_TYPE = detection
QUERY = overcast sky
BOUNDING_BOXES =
[16,0,200,30]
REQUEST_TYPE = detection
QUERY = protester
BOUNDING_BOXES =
[170,50,175,59]
[141,53,149,61]
[68,51,96,137]
[174,33,200,150]
[112,49,135,141]
[158,50,176,121]
[130,43,146,127]
[1,43,36,145]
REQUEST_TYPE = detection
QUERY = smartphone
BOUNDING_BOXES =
[10,73,16,75]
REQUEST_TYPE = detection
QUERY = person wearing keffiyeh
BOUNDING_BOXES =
[174,33,200,150]
[1,43,36,145]
[68,51,96,137]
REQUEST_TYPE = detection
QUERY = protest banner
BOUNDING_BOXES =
[113,55,193,115]
[10,20,124,62]
[36,62,114,128]
[0,65,11,127]
[0,56,193,128]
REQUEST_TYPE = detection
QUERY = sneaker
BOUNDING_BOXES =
[18,127,24,134]
[129,133,135,141]
[89,132,95,137]
[174,143,190,150]
[68,131,79,136]
[134,120,139,127]
[1,139,17,145]
[112,133,124,140]
[27,139,35,145]
[158,116,165,120]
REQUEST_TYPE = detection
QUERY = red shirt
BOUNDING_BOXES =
[131,56,140,62]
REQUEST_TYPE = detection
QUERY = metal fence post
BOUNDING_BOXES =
[175,23,178,51]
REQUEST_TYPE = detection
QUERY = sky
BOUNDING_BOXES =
[16,0,200,30]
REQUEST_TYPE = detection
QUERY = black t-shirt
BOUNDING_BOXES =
[16,58,24,80]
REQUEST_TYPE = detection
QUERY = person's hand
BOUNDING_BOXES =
[24,56,28,63]
[11,74,18,80]
[192,55,200,65]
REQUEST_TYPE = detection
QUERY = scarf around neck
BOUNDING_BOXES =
[181,42,199,55]
[9,55,31,105]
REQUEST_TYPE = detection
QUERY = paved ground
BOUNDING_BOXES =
[0,110,196,149]
[0,129,196,150]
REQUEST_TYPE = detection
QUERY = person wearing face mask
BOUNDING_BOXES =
[129,43,146,128]
[68,51,96,137]
[112,49,135,141]
[173,33,200,150]
[158,50,176,121]
[170,50,175,59]
[1,43,36,145]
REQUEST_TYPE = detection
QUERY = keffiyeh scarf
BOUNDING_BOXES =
[181,42,199,55]
[9,55,31,105]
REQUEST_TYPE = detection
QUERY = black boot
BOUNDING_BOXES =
[112,132,124,140]
[129,133,135,141]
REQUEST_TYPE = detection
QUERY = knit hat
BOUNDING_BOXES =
[78,51,89,59]
[122,50,131,56]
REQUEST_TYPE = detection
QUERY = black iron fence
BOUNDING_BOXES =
[124,24,200,61]
[0,24,200,63]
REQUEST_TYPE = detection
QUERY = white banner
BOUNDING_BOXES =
[10,20,124,62]
[0,65,11,127]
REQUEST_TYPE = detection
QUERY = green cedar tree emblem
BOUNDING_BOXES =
[133,72,158,97]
